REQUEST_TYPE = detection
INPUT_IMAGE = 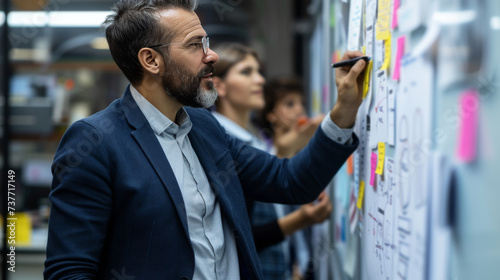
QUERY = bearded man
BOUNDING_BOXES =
[44,0,367,279]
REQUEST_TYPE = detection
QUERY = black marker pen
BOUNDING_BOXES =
[331,56,371,68]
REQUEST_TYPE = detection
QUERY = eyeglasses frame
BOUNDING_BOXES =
[146,36,210,55]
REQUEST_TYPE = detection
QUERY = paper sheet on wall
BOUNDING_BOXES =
[347,0,363,50]
[436,19,484,91]
[366,26,374,58]
[397,1,423,33]
[366,0,377,26]
[353,150,360,194]
[369,107,378,150]
[361,154,397,280]
[343,227,359,277]
[388,80,397,146]
[376,70,389,144]
[312,222,331,280]
[428,153,452,280]
[375,40,384,70]
[354,100,369,192]
[393,54,434,280]
[365,0,377,57]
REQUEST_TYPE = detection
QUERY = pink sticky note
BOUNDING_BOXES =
[370,152,377,186]
[391,0,400,30]
[392,36,405,80]
[457,90,479,162]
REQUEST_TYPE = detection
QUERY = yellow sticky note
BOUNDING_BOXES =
[381,36,391,70]
[363,60,374,99]
[10,212,32,246]
[357,181,365,209]
[376,142,386,175]
[376,0,391,40]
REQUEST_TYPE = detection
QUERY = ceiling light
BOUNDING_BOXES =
[432,10,476,25]
[0,11,112,28]
[491,16,500,30]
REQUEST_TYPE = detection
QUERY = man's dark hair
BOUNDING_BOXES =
[103,0,195,85]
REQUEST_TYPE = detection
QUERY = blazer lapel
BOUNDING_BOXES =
[122,87,189,238]
[188,127,235,220]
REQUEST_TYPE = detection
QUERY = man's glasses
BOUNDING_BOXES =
[146,36,210,55]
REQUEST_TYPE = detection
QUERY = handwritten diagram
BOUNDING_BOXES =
[393,55,434,280]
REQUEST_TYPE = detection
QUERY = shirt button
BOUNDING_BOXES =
[337,137,342,142]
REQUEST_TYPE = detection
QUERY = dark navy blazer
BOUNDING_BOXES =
[44,86,358,279]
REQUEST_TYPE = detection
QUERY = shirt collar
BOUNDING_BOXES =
[130,85,192,137]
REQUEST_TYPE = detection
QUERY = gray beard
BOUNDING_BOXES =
[161,53,218,108]
[194,86,218,108]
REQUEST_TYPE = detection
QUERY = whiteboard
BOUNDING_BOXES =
[307,0,500,279]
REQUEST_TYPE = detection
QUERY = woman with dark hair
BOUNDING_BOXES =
[211,42,332,280]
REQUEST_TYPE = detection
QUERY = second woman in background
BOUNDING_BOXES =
[211,42,332,280]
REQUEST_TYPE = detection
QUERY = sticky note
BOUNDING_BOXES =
[457,90,479,162]
[363,60,374,98]
[357,181,365,209]
[347,155,354,175]
[370,152,377,186]
[381,36,391,70]
[391,0,401,30]
[376,142,386,175]
[376,0,391,40]
[392,36,405,80]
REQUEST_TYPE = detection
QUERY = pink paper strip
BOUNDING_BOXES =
[391,0,400,30]
[392,36,405,80]
[370,152,377,186]
[457,90,479,162]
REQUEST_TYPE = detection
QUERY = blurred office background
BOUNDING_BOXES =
[0,0,317,279]
[2,0,500,279]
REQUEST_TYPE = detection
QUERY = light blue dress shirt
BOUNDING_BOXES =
[131,85,354,280]
[130,86,239,280]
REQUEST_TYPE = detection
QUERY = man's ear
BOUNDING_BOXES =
[138,48,162,75]
[213,76,226,98]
